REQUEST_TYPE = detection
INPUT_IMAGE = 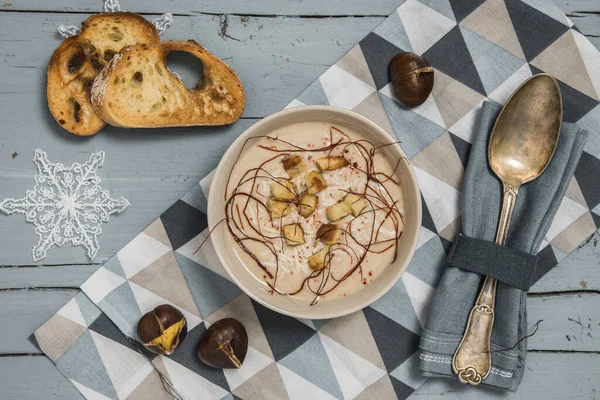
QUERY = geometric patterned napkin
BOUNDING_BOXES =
[35,0,600,399]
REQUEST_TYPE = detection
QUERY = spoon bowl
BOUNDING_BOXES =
[489,74,562,187]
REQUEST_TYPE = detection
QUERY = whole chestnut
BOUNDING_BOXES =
[389,52,434,108]
[197,318,248,369]
[137,304,187,355]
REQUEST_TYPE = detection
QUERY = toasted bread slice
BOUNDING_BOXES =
[78,12,160,63]
[344,194,367,217]
[266,199,293,219]
[306,170,327,195]
[316,157,348,171]
[308,247,331,270]
[270,179,296,201]
[298,193,318,217]
[281,155,306,178]
[47,38,105,136]
[91,40,245,128]
[47,12,160,136]
[283,224,305,246]
[316,224,341,245]
[326,201,352,221]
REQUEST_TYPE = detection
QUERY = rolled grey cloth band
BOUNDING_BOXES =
[419,100,589,392]
[447,234,538,291]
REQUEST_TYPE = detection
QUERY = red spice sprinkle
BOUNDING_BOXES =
[368,271,373,276]
[362,281,367,285]
[353,162,358,168]
[344,149,349,153]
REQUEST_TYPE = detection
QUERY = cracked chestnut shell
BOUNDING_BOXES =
[389,52,434,108]
[137,304,187,355]
[197,318,248,369]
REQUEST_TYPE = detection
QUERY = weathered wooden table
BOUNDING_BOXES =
[0,1,598,398]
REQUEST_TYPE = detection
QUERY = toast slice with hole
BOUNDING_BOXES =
[91,40,246,128]
[47,12,160,136]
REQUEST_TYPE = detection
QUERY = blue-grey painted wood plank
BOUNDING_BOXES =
[558,0,600,13]
[413,352,600,399]
[0,265,100,289]
[0,352,596,400]
[0,356,83,400]
[2,0,599,16]
[569,13,600,49]
[527,293,600,351]
[0,289,77,354]
[1,0,398,15]
[530,233,600,293]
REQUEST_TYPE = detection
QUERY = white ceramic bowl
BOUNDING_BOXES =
[208,106,421,319]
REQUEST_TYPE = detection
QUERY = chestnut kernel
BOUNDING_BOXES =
[389,52,434,108]
[137,304,187,355]
[197,318,248,369]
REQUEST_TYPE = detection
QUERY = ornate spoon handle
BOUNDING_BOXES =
[452,184,518,385]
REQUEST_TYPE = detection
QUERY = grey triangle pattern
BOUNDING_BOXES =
[519,0,571,26]
[102,255,127,279]
[460,26,526,95]
[98,281,143,339]
[405,235,448,288]
[88,313,156,361]
[279,334,344,399]
[390,375,416,400]
[56,330,119,399]
[181,182,208,213]
[418,0,456,22]
[449,0,486,22]
[312,319,331,331]
[369,275,422,335]
[372,9,412,52]
[577,104,600,159]
[75,292,102,327]
[389,352,428,390]
[296,79,330,106]
[378,92,447,158]
[174,252,241,318]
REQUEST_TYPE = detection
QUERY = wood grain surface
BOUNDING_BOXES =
[0,0,598,399]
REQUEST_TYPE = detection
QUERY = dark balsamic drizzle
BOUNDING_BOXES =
[222,126,407,305]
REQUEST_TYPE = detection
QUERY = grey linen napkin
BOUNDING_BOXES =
[418,101,588,391]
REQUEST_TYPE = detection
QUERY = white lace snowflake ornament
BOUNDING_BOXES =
[0,150,129,262]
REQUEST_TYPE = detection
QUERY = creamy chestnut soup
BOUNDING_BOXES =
[224,122,405,304]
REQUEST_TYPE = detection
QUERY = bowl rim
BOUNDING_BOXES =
[208,105,422,319]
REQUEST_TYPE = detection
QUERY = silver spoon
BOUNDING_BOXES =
[452,74,562,385]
